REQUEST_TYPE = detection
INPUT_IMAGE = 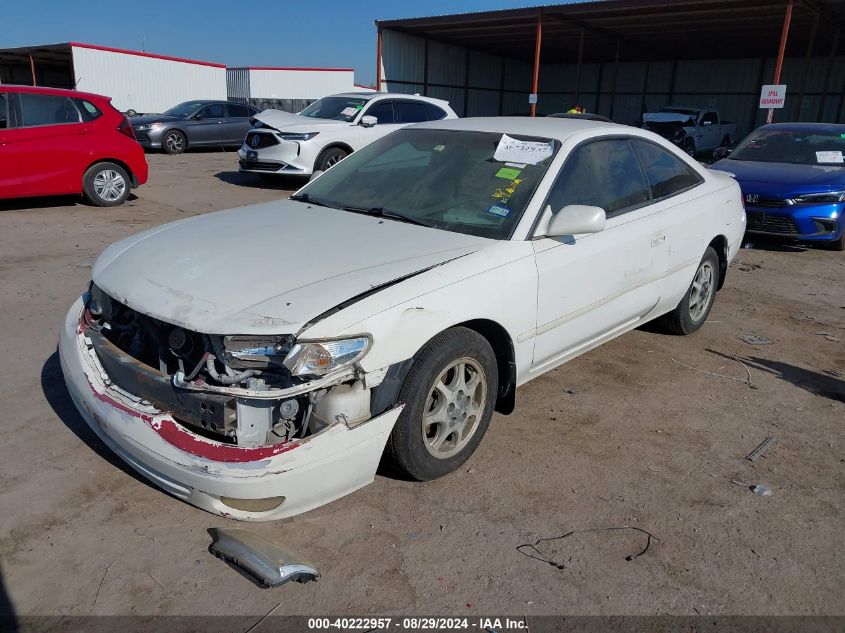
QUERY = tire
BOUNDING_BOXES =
[658,246,719,335]
[82,162,131,207]
[162,129,187,155]
[125,109,137,117]
[385,327,498,481]
[683,138,696,157]
[315,146,348,171]
[720,135,732,147]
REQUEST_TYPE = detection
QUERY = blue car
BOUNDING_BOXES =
[712,123,845,251]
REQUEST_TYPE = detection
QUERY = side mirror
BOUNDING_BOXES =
[360,115,377,128]
[545,205,606,237]
[309,170,324,182]
[193,113,203,120]
[712,146,732,160]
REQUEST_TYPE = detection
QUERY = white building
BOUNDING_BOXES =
[227,66,358,112]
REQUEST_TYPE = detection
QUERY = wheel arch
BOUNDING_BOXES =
[709,234,729,290]
[317,142,354,159]
[456,318,516,415]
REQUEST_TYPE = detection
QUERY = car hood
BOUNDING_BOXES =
[131,114,182,126]
[711,159,845,195]
[92,200,490,335]
[253,109,351,132]
[642,112,695,124]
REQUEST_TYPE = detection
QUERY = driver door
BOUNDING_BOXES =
[355,100,403,148]
[185,103,226,145]
[530,138,669,376]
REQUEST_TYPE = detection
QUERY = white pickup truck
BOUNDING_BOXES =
[642,107,737,156]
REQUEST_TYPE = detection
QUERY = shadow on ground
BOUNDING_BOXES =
[0,193,138,213]
[0,563,17,633]
[40,350,156,489]
[214,171,306,191]
[709,349,845,403]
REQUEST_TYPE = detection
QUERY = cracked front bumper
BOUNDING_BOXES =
[58,298,402,521]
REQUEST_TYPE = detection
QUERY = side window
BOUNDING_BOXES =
[0,94,8,129]
[364,100,395,125]
[547,139,650,216]
[632,140,703,199]
[701,111,718,125]
[424,102,448,121]
[201,103,225,118]
[394,100,428,123]
[227,104,251,118]
[73,98,102,122]
[19,94,81,127]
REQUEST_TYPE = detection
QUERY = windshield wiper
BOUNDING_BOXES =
[290,192,335,209]
[340,205,433,228]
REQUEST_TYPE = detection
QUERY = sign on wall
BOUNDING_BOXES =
[759,85,786,109]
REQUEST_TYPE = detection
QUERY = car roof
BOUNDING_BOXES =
[0,84,109,102]
[328,91,450,106]
[410,116,629,142]
[759,122,845,133]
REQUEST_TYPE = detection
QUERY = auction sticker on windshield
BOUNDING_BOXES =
[493,134,553,165]
[816,151,844,164]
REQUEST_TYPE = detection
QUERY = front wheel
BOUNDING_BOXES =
[315,147,348,171]
[658,246,719,335]
[82,162,130,207]
[821,231,845,251]
[162,130,187,154]
[683,138,696,157]
[386,327,498,481]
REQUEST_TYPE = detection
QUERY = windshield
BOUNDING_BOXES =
[163,101,206,117]
[730,128,845,166]
[299,96,370,121]
[295,128,558,239]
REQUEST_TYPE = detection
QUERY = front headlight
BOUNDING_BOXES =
[283,336,371,377]
[135,122,163,131]
[277,132,319,141]
[790,191,845,204]
[222,335,295,369]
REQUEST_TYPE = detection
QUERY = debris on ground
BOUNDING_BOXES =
[516,526,658,570]
[671,355,755,388]
[751,484,774,497]
[739,334,771,345]
[208,528,320,588]
[746,436,777,462]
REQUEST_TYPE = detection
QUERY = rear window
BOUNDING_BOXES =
[425,103,448,121]
[0,94,8,129]
[73,98,102,121]
[395,100,428,123]
[19,93,81,127]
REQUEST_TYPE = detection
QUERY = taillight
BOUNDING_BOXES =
[117,117,136,140]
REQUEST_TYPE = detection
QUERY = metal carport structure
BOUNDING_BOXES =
[375,0,845,135]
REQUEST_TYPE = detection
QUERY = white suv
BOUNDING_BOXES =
[238,92,457,177]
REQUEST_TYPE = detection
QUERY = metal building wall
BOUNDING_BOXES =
[381,27,845,136]
[70,46,226,114]
[247,69,354,100]
[226,68,251,103]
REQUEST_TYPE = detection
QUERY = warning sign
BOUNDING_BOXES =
[759,85,786,109]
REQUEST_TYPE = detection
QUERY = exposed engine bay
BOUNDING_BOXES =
[642,120,690,145]
[81,283,375,448]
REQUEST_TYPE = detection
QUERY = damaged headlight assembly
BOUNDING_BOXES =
[283,336,372,377]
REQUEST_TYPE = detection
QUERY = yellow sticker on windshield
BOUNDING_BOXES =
[495,167,522,180]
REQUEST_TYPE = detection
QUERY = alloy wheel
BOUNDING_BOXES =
[688,260,715,322]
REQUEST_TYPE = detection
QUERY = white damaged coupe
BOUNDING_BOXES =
[60,117,746,520]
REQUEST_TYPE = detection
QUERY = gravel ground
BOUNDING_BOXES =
[0,151,842,618]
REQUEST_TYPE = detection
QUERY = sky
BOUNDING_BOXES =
[4,0,569,85]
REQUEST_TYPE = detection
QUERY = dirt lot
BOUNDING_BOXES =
[0,152,843,618]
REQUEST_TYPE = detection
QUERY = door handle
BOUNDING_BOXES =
[651,234,666,247]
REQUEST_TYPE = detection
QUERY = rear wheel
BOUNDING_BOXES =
[163,130,186,155]
[82,162,130,207]
[658,246,719,335]
[315,147,348,171]
[386,327,498,481]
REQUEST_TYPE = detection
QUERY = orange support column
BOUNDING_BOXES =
[768,0,793,123]
[530,9,543,117]
[376,27,383,92]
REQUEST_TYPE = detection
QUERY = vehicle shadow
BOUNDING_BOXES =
[214,171,307,191]
[741,236,809,253]
[0,193,138,212]
[0,563,18,633]
[708,349,845,403]
[40,350,156,490]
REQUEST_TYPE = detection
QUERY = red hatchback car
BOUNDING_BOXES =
[0,85,148,207]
